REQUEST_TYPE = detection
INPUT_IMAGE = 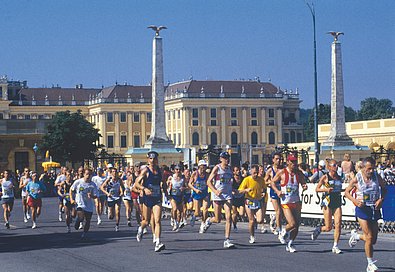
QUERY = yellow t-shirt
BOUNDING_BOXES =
[238,176,264,200]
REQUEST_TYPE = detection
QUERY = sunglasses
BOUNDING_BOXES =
[329,164,337,167]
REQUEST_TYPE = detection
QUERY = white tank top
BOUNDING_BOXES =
[356,171,380,206]
[280,169,300,204]
[2,179,14,198]
[212,164,233,201]
[170,176,184,196]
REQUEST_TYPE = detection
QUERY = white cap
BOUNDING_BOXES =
[107,163,114,169]
[198,160,208,166]
[318,160,326,167]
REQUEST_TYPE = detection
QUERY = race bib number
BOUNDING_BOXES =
[246,199,261,210]
[150,185,161,197]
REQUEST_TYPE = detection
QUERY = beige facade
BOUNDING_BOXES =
[0,79,304,171]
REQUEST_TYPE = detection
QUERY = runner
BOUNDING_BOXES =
[238,164,265,244]
[123,170,134,227]
[54,166,67,222]
[203,151,235,249]
[265,152,284,239]
[345,157,387,272]
[58,170,75,233]
[1,170,15,229]
[92,168,106,225]
[101,167,123,232]
[70,168,98,239]
[131,164,142,227]
[309,160,327,183]
[258,164,269,234]
[189,160,210,233]
[19,167,31,223]
[231,166,245,233]
[167,164,186,231]
[311,159,343,254]
[135,151,167,252]
[271,153,307,253]
[181,167,192,228]
[26,172,46,229]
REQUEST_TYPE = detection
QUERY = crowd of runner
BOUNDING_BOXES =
[0,151,392,272]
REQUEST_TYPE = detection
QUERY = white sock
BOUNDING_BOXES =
[333,242,338,248]
[288,240,293,247]
[156,238,160,246]
[367,257,373,264]
[138,226,142,233]
[355,233,360,240]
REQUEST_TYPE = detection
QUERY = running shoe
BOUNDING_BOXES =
[74,219,81,230]
[136,227,143,242]
[179,220,186,228]
[24,216,28,223]
[32,222,37,229]
[170,218,174,227]
[172,222,179,232]
[115,225,119,232]
[203,218,212,233]
[311,226,321,240]
[285,244,296,253]
[366,261,378,272]
[190,215,196,227]
[58,213,63,222]
[26,213,31,220]
[143,227,148,234]
[199,223,205,234]
[154,243,165,252]
[97,218,102,225]
[233,226,238,233]
[223,239,235,249]
[349,229,359,248]
[269,214,276,233]
[127,220,132,227]
[261,225,268,233]
[5,222,10,229]
[249,236,255,244]
[332,246,342,254]
[273,228,280,236]
[67,226,71,233]
[278,229,288,244]
[79,222,84,230]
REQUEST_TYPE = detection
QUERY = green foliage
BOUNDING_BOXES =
[41,110,102,165]
[357,98,394,120]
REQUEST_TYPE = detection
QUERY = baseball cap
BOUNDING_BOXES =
[198,160,208,166]
[287,153,298,162]
[318,160,326,167]
[220,151,230,159]
[147,151,159,159]
[174,164,181,170]
[107,163,114,169]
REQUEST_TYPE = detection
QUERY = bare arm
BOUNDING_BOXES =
[135,168,152,196]
[315,175,330,193]
[207,166,220,196]
[344,177,362,207]
[270,169,284,198]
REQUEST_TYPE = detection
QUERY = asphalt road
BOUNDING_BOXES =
[1,197,394,272]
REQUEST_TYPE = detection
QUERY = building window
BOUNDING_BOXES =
[146,112,152,122]
[107,135,114,148]
[120,112,126,123]
[107,112,113,123]
[251,119,258,126]
[24,115,31,120]
[192,132,199,146]
[168,111,171,121]
[210,132,218,145]
[268,120,275,126]
[133,112,140,122]
[120,135,127,148]
[172,111,175,119]
[173,134,177,144]
[178,133,181,146]
[192,108,199,118]
[38,115,44,120]
[251,108,257,118]
[268,132,275,145]
[297,132,302,142]
[268,108,275,118]
[192,119,199,126]
[284,133,289,144]
[147,135,150,140]
[210,119,217,126]
[251,132,258,146]
[231,119,238,126]
[210,108,217,118]
[252,155,259,164]
[134,135,140,147]
[231,108,237,118]
[177,110,181,119]
[231,132,238,146]
[11,115,17,120]
[0,113,3,119]
[290,131,296,143]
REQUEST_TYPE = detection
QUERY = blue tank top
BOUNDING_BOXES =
[144,167,162,198]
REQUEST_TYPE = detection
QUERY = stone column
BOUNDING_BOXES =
[221,107,226,145]
[100,112,107,147]
[141,111,146,146]
[127,111,133,147]
[261,107,266,143]
[114,112,120,150]
[202,107,207,145]
[183,107,190,146]
[242,107,247,143]
[277,108,283,144]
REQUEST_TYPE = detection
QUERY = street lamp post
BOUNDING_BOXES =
[307,2,320,165]
[33,143,38,172]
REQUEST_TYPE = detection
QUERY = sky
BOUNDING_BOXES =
[1,0,394,109]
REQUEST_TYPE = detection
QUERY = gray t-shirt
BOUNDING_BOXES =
[71,178,98,212]
[310,170,328,183]
[1,179,14,199]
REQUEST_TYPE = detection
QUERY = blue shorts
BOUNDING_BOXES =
[143,195,162,208]
[169,195,183,204]
[192,190,208,201]
[1,197,14,205]
[355,206,382,222]
[183,193,192,204]
[270,188,279,200]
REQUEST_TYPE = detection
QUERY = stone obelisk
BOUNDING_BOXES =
[323,32,354,146]
[144,26,174,149]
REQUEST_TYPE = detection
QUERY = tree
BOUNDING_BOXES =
[41,110,102,165]
[358,98,394,120]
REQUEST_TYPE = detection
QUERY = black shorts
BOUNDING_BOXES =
[108,198,122,207]
[232,197,245,208]
[76,207,93,217]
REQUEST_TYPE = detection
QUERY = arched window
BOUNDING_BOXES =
[290,131,296,143]
[231,132,238,146]
[269,132,275,145]
[192,132,199,146]
[210,132,218,145]
[251,132,258,146]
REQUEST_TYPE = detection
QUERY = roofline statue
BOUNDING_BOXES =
[148,25,167,36]
[327,31,344,41]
